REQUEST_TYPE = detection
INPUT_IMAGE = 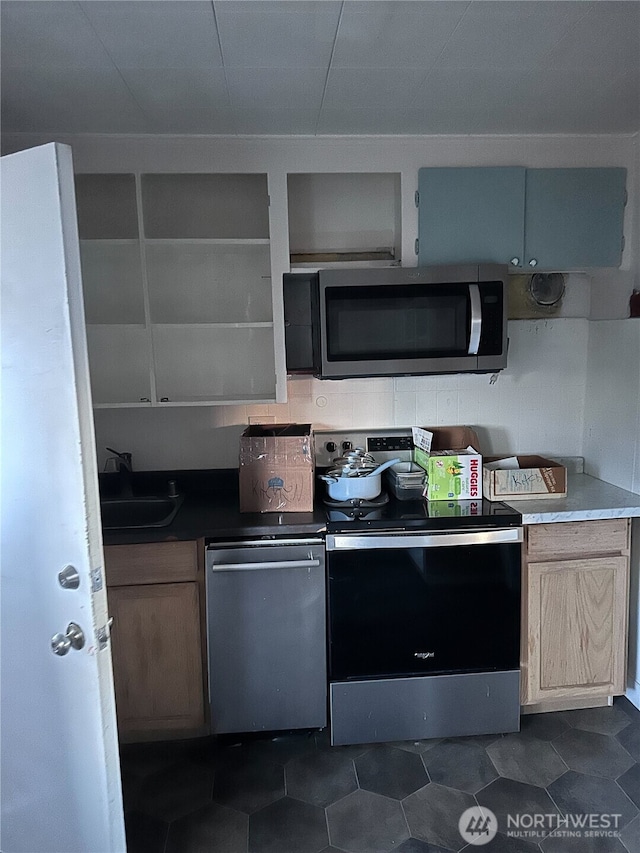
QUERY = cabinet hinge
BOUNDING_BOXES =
[267,194,271,207]
[624,189,628,207]
[414,238,419,255]
[414,190,420,208]
[621,235,625,254]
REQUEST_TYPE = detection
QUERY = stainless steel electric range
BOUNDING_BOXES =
[315,429,523,747]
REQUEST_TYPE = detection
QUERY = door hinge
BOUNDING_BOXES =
[414,238,419,255]
[96,617,114,651]
[414,190,420,208]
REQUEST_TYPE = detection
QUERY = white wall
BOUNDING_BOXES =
[583,318,640,709]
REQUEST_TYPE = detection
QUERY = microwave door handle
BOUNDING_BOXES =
[468,284,482,355]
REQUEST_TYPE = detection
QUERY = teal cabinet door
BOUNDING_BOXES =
[417,167,526,266]
[524,168,627,270]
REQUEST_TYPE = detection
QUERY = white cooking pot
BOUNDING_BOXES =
[320,458,400,502]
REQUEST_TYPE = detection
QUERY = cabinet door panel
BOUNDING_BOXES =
[524,168,626,269]
[86,324,152,404]
[418,167,525,266]
[525,556,628,703]
[152,325,276,402]
[108,582,205,734]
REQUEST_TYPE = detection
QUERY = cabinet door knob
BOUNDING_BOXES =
[510,257,520,266]
[528,258,538,267]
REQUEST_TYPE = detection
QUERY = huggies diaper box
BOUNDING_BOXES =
[412,427,483,501]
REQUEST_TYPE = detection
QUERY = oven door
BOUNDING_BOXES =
[326,528,522,682]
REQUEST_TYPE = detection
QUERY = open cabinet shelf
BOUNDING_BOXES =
[76,172,277,406]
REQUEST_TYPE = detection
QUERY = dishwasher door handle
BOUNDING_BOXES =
[211,558,321,572]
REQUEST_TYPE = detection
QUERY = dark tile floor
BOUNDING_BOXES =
[120,698,640,853]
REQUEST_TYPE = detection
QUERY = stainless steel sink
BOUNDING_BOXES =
[100,495,184,530]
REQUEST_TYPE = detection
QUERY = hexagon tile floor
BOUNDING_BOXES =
[120,697,640,853]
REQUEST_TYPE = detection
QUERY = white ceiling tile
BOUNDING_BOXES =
[437,0,590,69]
[1,66,149,133]
[119,68,235,133]
[332,1,470,68]
[323,68,429,110]
[225,68,326,111]
[215,2,341,68]
[81,1,222,68]
[541,2,640,72]
[234,108,318,135]
[0,0,114,68]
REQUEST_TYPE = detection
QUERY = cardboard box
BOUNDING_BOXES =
[483,455,567,501]
[412,426,482,501]
[239,424,314,512]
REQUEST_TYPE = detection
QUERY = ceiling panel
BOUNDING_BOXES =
[80,1,222,68]
[0,1,114,68]
[226,67,327,111]
[214,1,341,68]
[120,68,234,133]
[331,1,470,68]
[1,66,149,133]
[541,2,640,71]
[323,68,430,110]
[437,1,590,69]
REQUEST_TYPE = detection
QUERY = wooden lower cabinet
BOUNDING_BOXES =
[521,519,630,709]
[105,540,207,740]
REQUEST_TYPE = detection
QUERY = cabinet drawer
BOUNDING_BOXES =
[105,540,198,586]
[526,519,629,560]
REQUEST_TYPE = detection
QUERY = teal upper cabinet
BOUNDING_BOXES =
[523,169,627,270]
[417,167,526,266]
[417,167,626,270]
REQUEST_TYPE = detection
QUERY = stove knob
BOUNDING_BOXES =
[342,440,352,452]
[325,441,337,453]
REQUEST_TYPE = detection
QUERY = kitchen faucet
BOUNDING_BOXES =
[104,447,133,496]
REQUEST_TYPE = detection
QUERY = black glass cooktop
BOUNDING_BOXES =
[324,493,522,533]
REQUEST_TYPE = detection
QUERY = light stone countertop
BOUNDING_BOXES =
[504,473,640,525]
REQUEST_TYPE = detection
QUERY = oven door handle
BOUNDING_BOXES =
[326,528,523,551]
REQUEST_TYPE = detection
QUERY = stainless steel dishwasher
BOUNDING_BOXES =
[205,538,326,734]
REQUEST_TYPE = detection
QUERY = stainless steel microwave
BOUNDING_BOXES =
[283,263,508,379]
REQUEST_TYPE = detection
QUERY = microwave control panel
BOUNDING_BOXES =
[314,428,413,468]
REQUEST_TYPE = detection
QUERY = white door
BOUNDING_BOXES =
[1,143,126,852]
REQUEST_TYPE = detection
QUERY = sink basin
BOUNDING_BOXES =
[100,495,184,530]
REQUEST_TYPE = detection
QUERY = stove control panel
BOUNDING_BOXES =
[314,428,413,468]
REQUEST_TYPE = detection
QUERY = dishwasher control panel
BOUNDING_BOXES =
[314,428,413,468]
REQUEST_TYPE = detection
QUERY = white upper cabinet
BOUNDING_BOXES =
[76,172,277,406]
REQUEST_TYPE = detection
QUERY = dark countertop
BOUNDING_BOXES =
[100,469,327,545]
